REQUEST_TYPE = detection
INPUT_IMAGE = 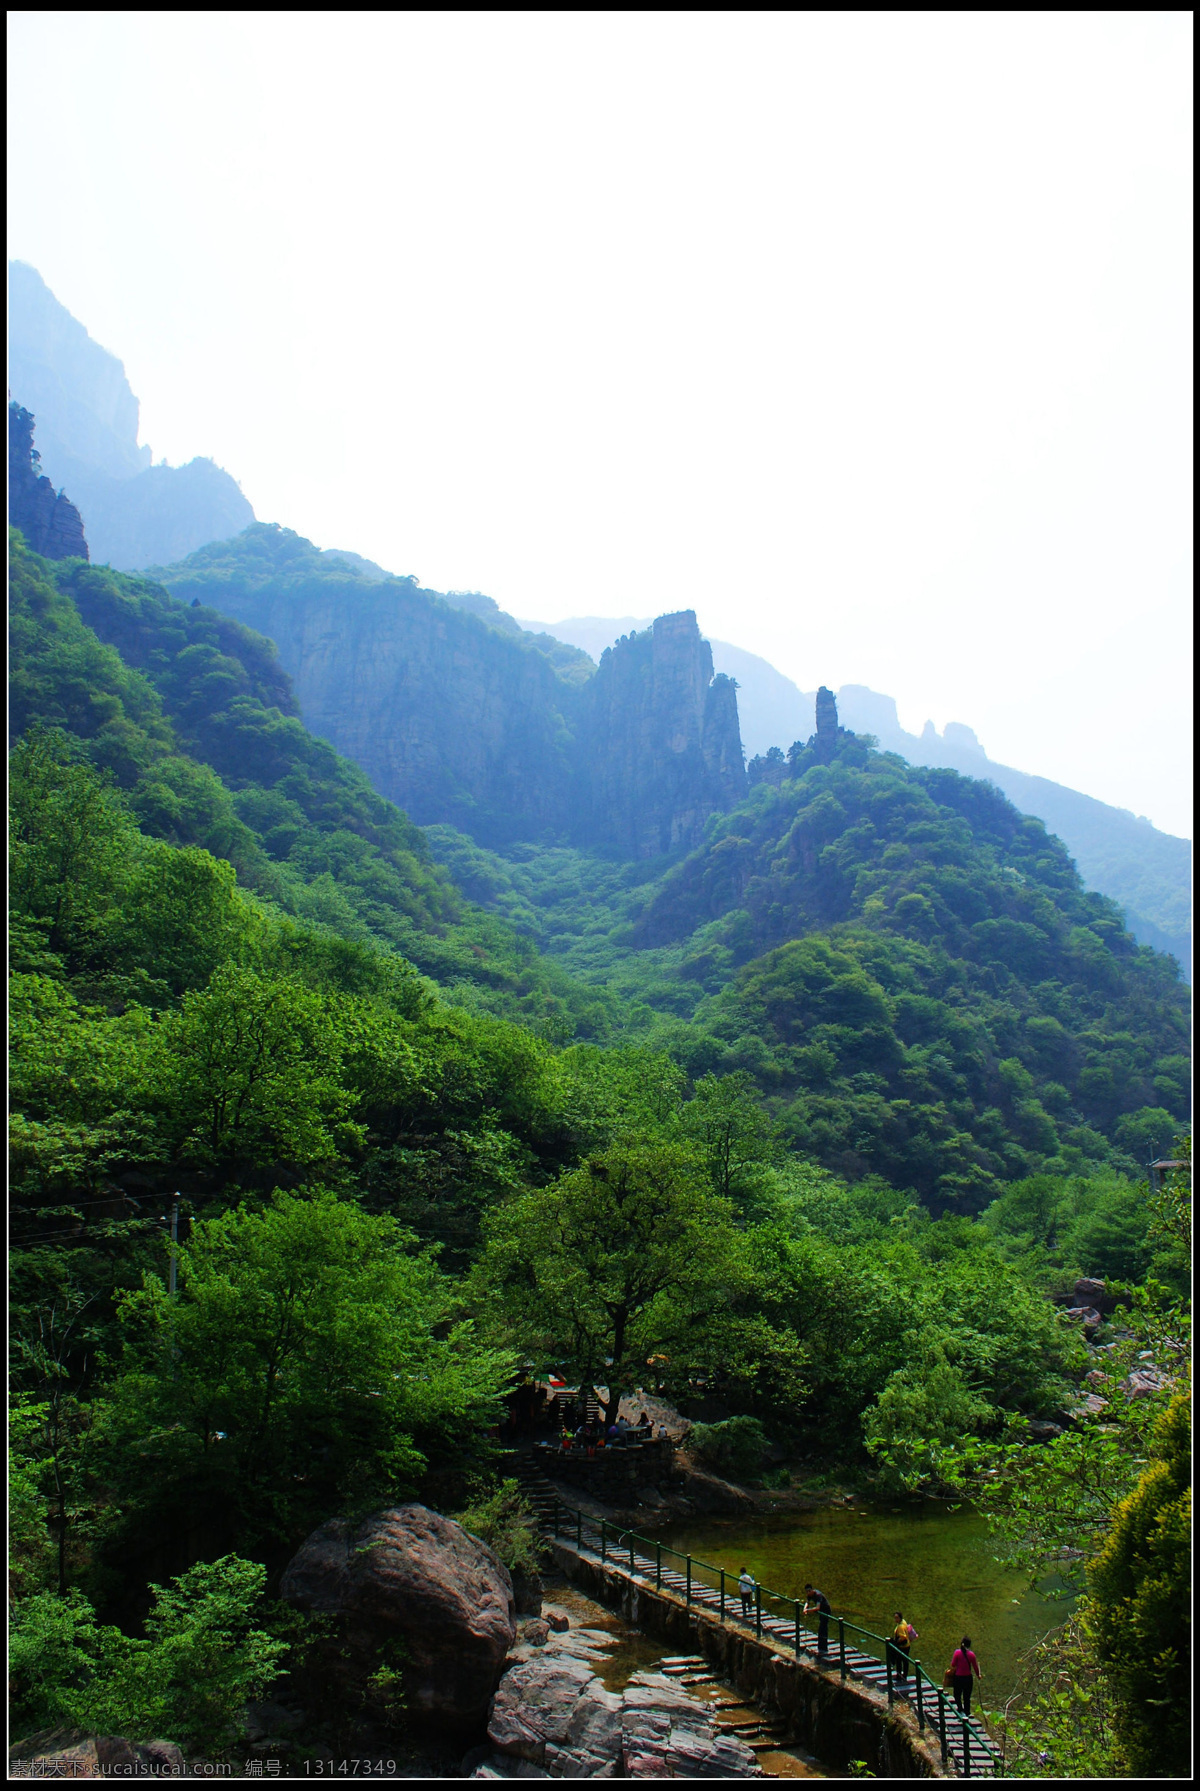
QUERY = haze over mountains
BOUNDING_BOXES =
[8,262,253,569]
[521,616,1192,972]
[6,260,1191,975]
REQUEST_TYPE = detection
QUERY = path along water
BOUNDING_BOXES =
[649,1499,1073,1707]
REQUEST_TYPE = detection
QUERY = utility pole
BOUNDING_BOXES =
[168,1195,180,1296]
[168,1195,181,1382]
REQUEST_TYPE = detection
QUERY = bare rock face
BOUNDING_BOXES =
[512,1566,545,1616]
[8,403,89,561]
[280,1504,516,1723]
[486,1657,623,1776]
[578,612,746,857]
[621,1670,762,1778]
[476,1662,762,1779]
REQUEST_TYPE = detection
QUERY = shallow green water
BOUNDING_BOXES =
[649,1501,1070,1704]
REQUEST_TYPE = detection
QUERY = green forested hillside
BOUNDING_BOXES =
[9,534,614,1040]
[421,740,1189,1207]
[7,531,1189,1768]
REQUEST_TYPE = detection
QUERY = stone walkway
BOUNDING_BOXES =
[521,1470,999,1780]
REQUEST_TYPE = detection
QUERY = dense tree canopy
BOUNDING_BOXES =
[7,531,1190,1772]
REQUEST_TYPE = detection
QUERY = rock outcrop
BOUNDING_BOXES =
[8,262,253,569]
[7,1730,184,1778]
[280,1503,516,1723]
[156,528,747,855]
[577,613,746,857]
[474,1661,760,1778]
[622,1669,762,1777]
[8,402,89,560]
[485,1656,623,1775]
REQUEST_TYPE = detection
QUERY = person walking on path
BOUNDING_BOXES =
[738,1568,756,1618]
[803,1584,832,1655]
[889,1612,919,1686]
[949,1637,982,1716]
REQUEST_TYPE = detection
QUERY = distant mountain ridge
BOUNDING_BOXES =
[7,265,1188,974]
[7,261,254,569]
[520,614,1191,976]
[148,525,745,858]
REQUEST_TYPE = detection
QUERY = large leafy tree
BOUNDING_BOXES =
[96,1191,512,1556]
[475,1140,747,1423]
[1088,1392,1190,1777]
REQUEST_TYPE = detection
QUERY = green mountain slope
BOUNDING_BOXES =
[420,736,1190,1208]
[8,532,614,1040]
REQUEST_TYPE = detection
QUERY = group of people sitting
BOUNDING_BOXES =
[557,1412,667,1454]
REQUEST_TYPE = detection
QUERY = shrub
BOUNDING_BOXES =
[452,1478,542,1579]
[689,1414,769,1478]
[9,1555,287,1753]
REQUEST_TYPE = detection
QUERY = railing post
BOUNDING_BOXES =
[755,1585,762,1639]
[963,1721,971,1778]
[630,1536,635,1575]
[601,1520,607,1563]
[553,1502,560,1538]
[686,1557,692,1606]
[720,1569,725,1620]
[915,1666,925,1733]
[886,1645,894,1707]
[937,1691,948,1767]
[838,1618,846,1680]
[795,1599,801,1657]
[656,1543,662,1592]
[576,1507,582,1549]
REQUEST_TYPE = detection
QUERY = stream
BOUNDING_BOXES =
[648,1498,1072,1706]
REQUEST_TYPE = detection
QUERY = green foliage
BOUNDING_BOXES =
[452,1478,543,1579]
[475,1139,747,1420]
[435,746,1189,1208]
[1088,1393,1190,1777]
[9,1556,286,1753]
[864,1358,995,1491]
[689,1414,769,1478]
[99,1191,512,1553]
[982,1168,1189,1296]
[999,1611,1125,1779]
[7,526,1191,1760]
[8,534,617,1037]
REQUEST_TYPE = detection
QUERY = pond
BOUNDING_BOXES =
[648,1499,1072,1705]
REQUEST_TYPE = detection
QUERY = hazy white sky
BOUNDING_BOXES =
[8,11,1193,836]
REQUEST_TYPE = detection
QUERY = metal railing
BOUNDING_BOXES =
[549,1497,1002,1777]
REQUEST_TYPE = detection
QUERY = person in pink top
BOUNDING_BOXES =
[950,1635,982,1715]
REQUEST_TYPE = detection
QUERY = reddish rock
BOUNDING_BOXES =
[486,1656,622,1774]
[280,1504,515,1723]
[7,1730,184,1778]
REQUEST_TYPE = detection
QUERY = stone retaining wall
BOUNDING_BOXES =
[550,1541,947,1778]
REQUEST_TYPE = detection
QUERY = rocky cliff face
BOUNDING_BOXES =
[8,402,89,560]
[577,612,746,855]
[8,262,254,569]
[156,529,746,855]
[160,527,576,846]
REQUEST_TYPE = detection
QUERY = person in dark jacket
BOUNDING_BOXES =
[803,1584,832,1654]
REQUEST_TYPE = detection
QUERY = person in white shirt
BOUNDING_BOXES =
[738,1568,756,1617]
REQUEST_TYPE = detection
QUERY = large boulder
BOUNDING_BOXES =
[280,1504,515,1723]
[487,1656,623,1775]
[1073,1277,1117,1314]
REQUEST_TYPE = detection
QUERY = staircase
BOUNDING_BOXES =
[508,1451,562,1531]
